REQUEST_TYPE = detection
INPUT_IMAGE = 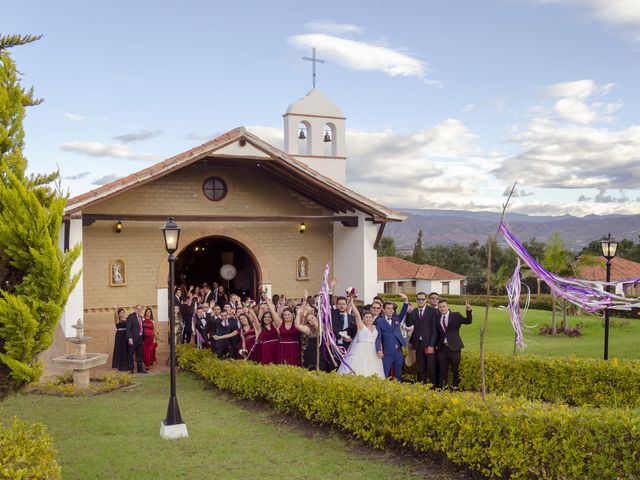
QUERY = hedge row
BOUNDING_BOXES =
[0,417,61,479]
[404,352,640,408]
[178,345,640,479]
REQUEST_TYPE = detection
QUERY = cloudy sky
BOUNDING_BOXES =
[4,0,640,216]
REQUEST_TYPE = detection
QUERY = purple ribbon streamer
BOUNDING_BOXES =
[500,222,640,313]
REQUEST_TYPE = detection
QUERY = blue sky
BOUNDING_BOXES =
[3,0,640,216]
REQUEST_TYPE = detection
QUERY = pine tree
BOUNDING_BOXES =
[0,34,80,398]
[412,229,426,264]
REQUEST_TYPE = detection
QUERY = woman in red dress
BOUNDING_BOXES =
[257,302,279,364]
[142,307,157,369]
[238,308,261,361]
[270,300,301,366]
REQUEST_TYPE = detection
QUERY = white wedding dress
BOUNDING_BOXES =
[337,326,385,379]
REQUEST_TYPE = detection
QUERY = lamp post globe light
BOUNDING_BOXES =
[160,217,188,439]
[600,233,618,361]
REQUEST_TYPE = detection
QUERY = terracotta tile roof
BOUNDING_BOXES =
[65,127,405,222]
[577,256,640,282]
[377,257,466,281]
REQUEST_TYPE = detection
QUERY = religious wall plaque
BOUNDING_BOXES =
[109,259,126,287]
[296,256,309,281]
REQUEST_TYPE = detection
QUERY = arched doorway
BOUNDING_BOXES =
[175,236,260,299]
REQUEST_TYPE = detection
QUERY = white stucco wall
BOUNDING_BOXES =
[61,218,84,337]
[293,157,346,184]
[333,211,378,302]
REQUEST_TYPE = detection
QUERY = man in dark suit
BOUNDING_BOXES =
[202,283,216,305]
[435,299,472,389]
[375,301,409,380]
[194,306,208,348]
[406,292,438,386]
[329,296,357,370]
[125,304,147,373]
[204,310,238,359]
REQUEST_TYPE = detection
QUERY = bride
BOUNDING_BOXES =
[337,300,385,379]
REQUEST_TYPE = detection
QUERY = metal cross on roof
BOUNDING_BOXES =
[303,47,325,88]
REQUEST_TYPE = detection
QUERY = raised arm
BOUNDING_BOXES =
[397,293,409,321]
[246,306,262,337]
[266,298,283,328]
[349,297,364,330]
[463,300,473,324]
[294,304,311,335]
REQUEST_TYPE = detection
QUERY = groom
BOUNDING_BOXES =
[375,301,408,380]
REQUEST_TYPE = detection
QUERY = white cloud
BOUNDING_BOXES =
[540,79,598,99]
[114,129,164,143]
[304,20,363,35]
[60,141,162,161]
[92,174,123,186]
[553,97,597,123]
[62,112,88,122]
[494,117,640,189]
[288,33,431,81]
[63,171,90,180]
[540,0,640,41]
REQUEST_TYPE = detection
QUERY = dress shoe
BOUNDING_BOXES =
[138,369,148,374]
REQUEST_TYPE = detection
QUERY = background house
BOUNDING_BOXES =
[577,256,640,297]
[377,256,466,295]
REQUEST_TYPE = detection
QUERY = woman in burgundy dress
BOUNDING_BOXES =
[238,309,261,361]
[142,307,157,369]
[269,300,301,366]
[257,303,279,364]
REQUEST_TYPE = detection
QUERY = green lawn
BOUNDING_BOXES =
[1,373,464,480]
[451,305,640,360]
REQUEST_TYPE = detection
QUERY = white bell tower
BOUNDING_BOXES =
[283,88,347,184]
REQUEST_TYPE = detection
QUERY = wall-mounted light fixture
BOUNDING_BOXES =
[299,222,306,234]
[115,220,123,233]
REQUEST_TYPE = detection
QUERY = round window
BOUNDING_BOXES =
[202,177,227,201]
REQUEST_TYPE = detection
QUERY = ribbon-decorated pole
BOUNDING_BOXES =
[317,263,349,371]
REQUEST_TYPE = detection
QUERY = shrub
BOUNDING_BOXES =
[454,352,640,408]
[0,417,61,479]
[178,345,640,479]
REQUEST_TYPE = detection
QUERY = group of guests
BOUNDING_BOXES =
[111,304,158,374]
[111,280,473,388]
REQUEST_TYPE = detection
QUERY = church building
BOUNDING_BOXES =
[58,89,405,355]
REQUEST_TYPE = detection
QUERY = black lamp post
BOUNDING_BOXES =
[600,233,618,361]
[160,217,187,438]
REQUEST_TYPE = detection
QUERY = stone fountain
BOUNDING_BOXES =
[52,318,109,389]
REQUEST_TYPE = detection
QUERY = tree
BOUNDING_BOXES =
[377,236,396,257]
[541,232,571,334]
[0,34,80,398]
[411,229,426,264]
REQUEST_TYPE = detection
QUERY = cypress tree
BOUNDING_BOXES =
[0,34,80,397]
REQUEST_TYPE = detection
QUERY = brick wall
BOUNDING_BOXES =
[80,162,334,356]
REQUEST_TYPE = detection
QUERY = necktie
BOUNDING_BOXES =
[441,315,446,331]
[342,314,347,329]
[419,308,423,320]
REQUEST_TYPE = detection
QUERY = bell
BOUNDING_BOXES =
[298,129,306,140]
[323,131,332,142]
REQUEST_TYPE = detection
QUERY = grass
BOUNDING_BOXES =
[450,305,640,359]
[1,373,464,480]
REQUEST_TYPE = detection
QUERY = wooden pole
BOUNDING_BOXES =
[480,182,516,401]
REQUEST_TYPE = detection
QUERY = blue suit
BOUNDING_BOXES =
[375,304,408,380]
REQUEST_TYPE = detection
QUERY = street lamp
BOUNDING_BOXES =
[160,217,188,439]
[600,233,618,361]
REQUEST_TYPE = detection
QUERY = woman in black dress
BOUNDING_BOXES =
[294,294,327,371]
[111,306,128,371]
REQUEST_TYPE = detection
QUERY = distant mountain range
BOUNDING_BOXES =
[385,209,640,251]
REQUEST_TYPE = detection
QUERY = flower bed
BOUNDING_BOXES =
[178,345,640,479]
